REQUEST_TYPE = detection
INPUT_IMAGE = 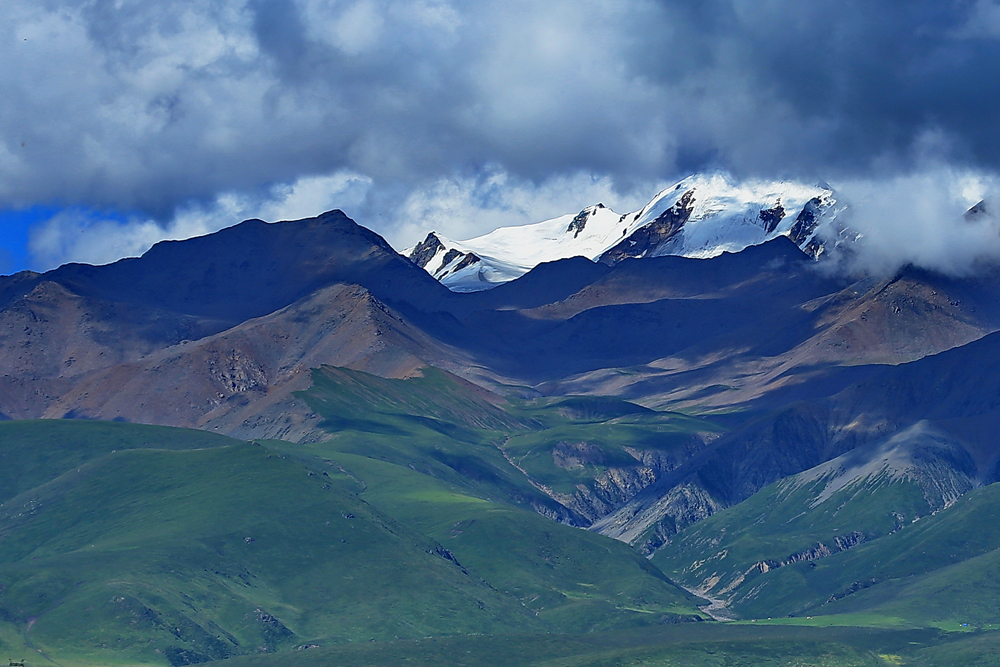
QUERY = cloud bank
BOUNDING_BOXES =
[5,0,1000,271]
[827,166,1000,278]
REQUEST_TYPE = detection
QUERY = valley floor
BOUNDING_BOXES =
[145,625,1000,667]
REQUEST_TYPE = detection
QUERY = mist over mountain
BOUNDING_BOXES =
[404,171,1000,292]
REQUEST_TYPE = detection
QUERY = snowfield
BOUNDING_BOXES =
[405,174,842,292]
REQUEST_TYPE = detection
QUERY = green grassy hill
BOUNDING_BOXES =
[0,406,712,666]
[0,420,238,503]
[278,367,720,633]
[656,456,1000,628]
[774,480,1000,627]
[10,366,1000,665]
[0,434,543,666]
[266,446,702,632]
[653,462,935,612]
[296,365,723,529]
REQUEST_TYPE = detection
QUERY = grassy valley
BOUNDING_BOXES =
[0,386,722,665]
[654,425,1000,630]
[287,366,715,630]
[7,365,1000,665]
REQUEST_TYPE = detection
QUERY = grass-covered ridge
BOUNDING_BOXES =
[0,431,543,666]
[281,366,722,633]
[6,367,1000,665]
[656,459,1000,629]
[297,365,723,524]
[0,401,713,665]
[0,419,238,504]
[653,465,935,611]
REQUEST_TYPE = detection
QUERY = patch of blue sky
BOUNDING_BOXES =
[0,205,132,275]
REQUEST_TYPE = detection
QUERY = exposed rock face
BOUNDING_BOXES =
[567,204,606,238]
[627,483,726,555]
[545,441,710,528]
[408,240,484,285]
[408,232,446,269]
[759,203,786,234]
[495,431,728,545]
[552,441,606,469]
[438,248,465,272]
[567,464,661,521]
[209,349,268,395]
[35,284,468,440]
[788,196,826,249]
[585,480,724,557]
[451,252,482,273]
[754,531,867,574]
[599,190,696,265]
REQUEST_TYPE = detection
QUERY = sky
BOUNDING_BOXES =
[4,0,1000,275]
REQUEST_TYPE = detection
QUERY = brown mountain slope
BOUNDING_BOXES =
[33,284,472,440]
[0,280,220,380]
[0,211,473,438]
[0,210,454,383]
[530,260,1000,414]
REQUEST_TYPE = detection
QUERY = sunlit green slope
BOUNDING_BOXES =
[656,436,1000,628]
[0,430,543,666]
[0,386,713,666]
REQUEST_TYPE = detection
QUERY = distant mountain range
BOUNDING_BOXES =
[405,174,846,291]
[3,190,1000,664]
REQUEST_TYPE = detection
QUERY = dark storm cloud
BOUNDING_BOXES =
[609,0,1000,178]
[3,0,1000,255]
[679,0,1000,176]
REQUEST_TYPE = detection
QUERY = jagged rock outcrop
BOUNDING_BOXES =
[754,532,868,574]
[599,190,696,264]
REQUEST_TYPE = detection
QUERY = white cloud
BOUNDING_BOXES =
[26,165,659,269]
[7,0,1000,278]
[26,161,1000,281]
[829,166,1000,276]
[386,167,664,250]
[333,1,385,55]
[256,172,373,221]
[28,170,373,270]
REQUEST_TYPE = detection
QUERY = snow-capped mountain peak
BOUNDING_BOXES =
[405,174,843,292]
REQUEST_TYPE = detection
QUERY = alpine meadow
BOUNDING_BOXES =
[5,1,1000,666]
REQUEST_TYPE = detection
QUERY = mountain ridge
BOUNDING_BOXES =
[406,174,843,291]
[3,198,1000,663]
